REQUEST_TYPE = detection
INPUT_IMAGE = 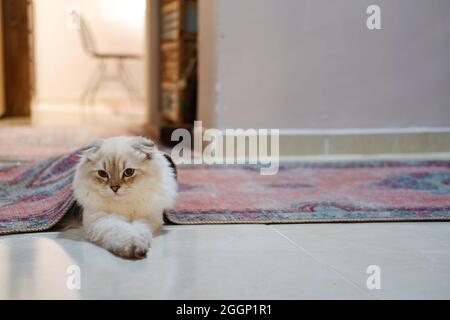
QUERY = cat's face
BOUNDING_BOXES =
[76,136,160,199]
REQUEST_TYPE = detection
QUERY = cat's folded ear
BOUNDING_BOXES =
[163,153,177,180]
[80,139,103,161]
[132,137,156,160]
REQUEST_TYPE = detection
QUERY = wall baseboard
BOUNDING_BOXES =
[276,129,450,156]
[162,126,450,158]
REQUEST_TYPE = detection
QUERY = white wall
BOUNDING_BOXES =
[208,0,450,129]
[34,0,146,103]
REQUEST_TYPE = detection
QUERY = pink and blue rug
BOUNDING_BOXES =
[165,161,450,224]
[0,152,79,234]
[1,153,450,234]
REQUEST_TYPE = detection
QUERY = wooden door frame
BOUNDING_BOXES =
[146,0,215,138]
[1,0,33,118]
[145,0,161,136]
[0,0,5,117]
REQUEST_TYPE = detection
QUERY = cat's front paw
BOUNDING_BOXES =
[110,233,150,259]
[110,223,152,259]
[83,212,154,260]
[111,242,148,259]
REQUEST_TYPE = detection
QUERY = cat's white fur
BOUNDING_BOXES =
[73,136,177,259]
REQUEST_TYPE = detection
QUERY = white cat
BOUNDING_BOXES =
[73,136,177,259]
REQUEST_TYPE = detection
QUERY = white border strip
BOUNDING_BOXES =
[218,127,450,136]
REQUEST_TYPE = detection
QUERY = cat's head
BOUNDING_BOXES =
[74,136,176,200]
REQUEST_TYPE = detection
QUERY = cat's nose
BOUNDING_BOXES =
[110,185,121,193]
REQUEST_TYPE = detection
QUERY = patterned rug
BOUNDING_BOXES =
[165,161,450,224]
[0,152,79,235]
[1,155,450,235]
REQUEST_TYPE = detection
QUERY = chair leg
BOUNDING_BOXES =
[81,60,102,106]
[117,59,141,106]
[87,60,106,105]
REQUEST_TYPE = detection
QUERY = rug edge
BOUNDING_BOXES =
[163,212,450,225]
[0,200,76,235]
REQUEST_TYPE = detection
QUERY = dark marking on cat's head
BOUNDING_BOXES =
[163,153,177,180]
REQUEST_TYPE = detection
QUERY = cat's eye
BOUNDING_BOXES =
[97,170,109,178]
[123,168,135,177]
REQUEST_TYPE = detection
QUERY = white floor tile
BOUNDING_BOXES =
[0,225,367,299]
[272,222,450,299]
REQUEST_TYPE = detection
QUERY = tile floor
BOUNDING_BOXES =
[0,222,449,299]
[2,105,450,300]
[0,102,146,128]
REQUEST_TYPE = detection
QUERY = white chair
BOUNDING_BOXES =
[78,16,142,106]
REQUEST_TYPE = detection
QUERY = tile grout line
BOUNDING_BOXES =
[269,226,377,299]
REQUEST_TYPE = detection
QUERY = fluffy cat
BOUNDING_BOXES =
[73,136,177,259]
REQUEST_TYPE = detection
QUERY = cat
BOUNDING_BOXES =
[73,136,177,259]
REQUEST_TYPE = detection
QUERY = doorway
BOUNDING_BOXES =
[33,0,147,127]
[1,0,148,128]
[0,0,200,144]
